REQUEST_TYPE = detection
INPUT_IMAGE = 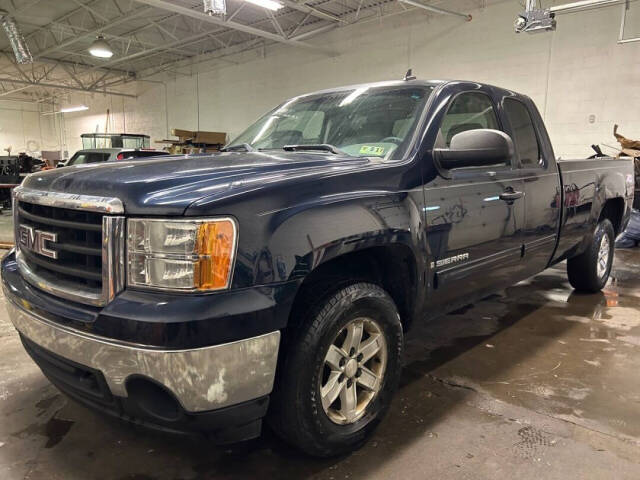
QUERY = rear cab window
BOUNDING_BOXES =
[503,98,542,168]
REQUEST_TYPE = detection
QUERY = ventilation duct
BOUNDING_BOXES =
[0,13,32,64]
[203,0,226,16]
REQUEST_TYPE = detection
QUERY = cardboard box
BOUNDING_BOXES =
[170,129,226,145]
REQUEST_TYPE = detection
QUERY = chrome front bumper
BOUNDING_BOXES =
[5,295,280,412]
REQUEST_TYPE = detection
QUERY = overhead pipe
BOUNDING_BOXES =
[290,24,338,41]
[549,0,625,13]
[397,0,472,21]
[536,0,639,43]
[0,12,32,64]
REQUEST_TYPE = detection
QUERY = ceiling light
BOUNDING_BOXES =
[88,35,113,58]
[60,105,89,113]
[204,0,226,15]
[245,0,283,11]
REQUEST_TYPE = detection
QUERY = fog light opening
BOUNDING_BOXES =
[126,377,182,422]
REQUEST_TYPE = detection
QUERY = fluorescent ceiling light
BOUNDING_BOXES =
[88,35,113,58]
[60,105,89,113]
[245,0,283,10]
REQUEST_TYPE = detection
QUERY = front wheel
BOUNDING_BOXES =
[269,282,403,457]
[567,218,615,292]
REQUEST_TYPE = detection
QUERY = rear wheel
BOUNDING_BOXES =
[269,282,403,457]
[567,218,615,293]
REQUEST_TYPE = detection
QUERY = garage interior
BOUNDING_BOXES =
[1,0,640,478]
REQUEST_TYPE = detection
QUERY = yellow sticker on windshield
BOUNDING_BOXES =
[359,145,385,156]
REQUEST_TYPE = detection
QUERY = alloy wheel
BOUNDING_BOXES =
[319,317,387,425]
[597,233,610,279]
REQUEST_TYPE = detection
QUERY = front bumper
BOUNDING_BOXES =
[2,250,285,440]
[6,296,280,412]
[19,332,271,442]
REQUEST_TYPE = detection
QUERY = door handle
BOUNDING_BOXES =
[499,189,524,202]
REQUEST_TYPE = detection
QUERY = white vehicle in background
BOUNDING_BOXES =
[58,148,170,167]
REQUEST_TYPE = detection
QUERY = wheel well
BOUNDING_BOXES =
[288,245,418,332]
[599,197,625,235]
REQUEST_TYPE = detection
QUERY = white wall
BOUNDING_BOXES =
[0,100,60,156]
[7,0,639,159]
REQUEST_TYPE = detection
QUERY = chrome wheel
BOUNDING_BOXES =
[320,317,387,425]
[597,233,610,279]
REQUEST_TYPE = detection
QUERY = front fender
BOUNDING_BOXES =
[210,187,426,289]
[263,190,426,282]
[183,158,426,290]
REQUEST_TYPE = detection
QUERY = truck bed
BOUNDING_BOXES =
[553,157,634,264]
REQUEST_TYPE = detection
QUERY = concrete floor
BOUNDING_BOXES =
[2,250,640,479]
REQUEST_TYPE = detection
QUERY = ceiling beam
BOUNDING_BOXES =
[18,18,196,56]
[0,54,134,81]
[0,84,34,98]
[22,0,103,41]
[0,77,136,97]
[60,64,86,89]
[131,0,431,82]
[133,0,335,55]
[133,17,343,82]
[86,29,227,70]
[33,6,155,59]
[277,0,344,23]
[8,0,44,15]
[68,0,110,23]
[396,0,472,20]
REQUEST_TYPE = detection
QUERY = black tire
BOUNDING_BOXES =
[567,218,615,293]
[268,282,403,457]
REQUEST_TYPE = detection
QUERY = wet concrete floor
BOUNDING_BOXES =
[2,250,640,479]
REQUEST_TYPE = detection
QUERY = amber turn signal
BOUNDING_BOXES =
[196,220,236,290]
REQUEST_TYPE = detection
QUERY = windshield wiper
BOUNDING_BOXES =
[282,144,347,155]
[220,143,255,152]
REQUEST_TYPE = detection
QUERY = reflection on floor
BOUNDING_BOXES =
[1,249,640,479]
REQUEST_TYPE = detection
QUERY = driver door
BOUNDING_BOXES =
[423,88,527,307]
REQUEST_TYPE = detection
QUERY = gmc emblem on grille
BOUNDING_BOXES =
[17,225,58,259]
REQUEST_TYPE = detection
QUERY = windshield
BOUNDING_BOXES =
[227,85,434,159]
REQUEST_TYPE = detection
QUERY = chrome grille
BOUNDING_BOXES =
[18,201,103,287]
[14,187,125,307]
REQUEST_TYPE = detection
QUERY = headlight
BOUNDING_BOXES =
[127,218,237,291]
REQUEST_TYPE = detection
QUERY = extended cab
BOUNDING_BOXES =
[2,79,633,456]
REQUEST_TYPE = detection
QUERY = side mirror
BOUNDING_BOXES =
[434,129,514,170]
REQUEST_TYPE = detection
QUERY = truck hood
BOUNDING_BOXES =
[22,151,373,215]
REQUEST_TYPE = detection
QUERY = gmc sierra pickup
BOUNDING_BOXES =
[2,79,633,457]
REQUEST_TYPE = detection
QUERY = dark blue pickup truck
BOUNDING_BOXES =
[2,78,634,457]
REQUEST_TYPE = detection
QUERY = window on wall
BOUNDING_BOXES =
[436,92,499,148]
[504,99,541,167]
